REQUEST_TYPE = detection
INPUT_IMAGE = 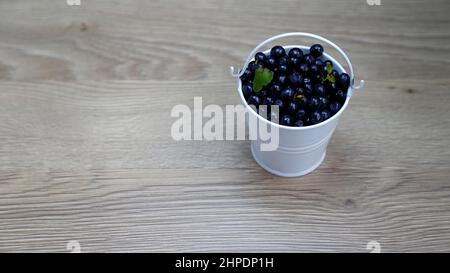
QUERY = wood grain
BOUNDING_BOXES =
[1,0,450,252]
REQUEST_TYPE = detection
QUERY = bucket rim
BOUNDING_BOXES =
[237,45,351,131]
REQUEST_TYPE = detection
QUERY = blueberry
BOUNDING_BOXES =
[287,101,299,114]
[263,96,275,107]
[271,45,286,59]
[303,77,312,85]
[339,73,351,90]
[273,99,285,111]
[326,82,337,93]
[259,90,268,102]
[318,96,329,110]
[278,63,288,74]
[314,84,326,97]
[336,90,346,103]
[310,64,319,75]
[310,44,324,58]
[289,72,303,86]
[279,56,288,64]
[240,68,253,81]
[298,96,308,108]
[312,74,322,83]
[294,87,305,96]
[280,87,294,101]
[288,48,303,59]
[314,59,323,68]
[247,95,260,107]
[287,56,300,68]
[298,63,310,74]
[321,110,331,121]
[303,54,315,65]
[280,114,293,126]
[310,110,322,125]
[308,97,319,109]
[255,52,267,63]
[266,57,277,69]
[274,74,287,86]
[295,109,306,120]
[294,120,304,127]
[304,83,313,96]
[242,84,253,99]
[248,61,257,72]
[270,84,282,96]
[329,101,342,114]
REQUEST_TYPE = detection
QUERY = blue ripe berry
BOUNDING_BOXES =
[280,87,294,101]
[247,94,260,107]
[314,84,326,97]
[312,73,322,83]
[254,52,266,64]
[294,87,305,96]
[240,68,253,81]
[310,110,322,125]
[336,89,346,103]
[271,45,286,59]
[324,60,333,67]
[270,84,282,96]
[287,56,300,68]
[294,120,304,127]
[303,54,315,65]
[339,73,351,90]
[310,44,324,58]
[275,74,287,86]
[266,57,277,69]
[280,114,293,126]
[278,56,288,65]
[318,96,329,110]
[273,99,285,111]
[303,77,312,85]
[326,82,337,93]
[298,63,310,74]
[287,101,299,114]
[298,96,308,108]
[288,47,303,59]
[314,59,323,68]
[278,63,288,74]
[329,101,342,114]
[304,83,313,96]
[289,72,303,86]
[295,109,306,120]
[321,110,331,121]
[308,97,319,109]
[310,64,319,75]
[248,61,256,72]
[263,96,275,107]
[242,84,253,99]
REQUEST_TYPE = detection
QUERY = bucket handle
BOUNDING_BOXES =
[230,32,364,96]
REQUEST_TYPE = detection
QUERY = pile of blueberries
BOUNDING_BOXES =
[240,44,351,127]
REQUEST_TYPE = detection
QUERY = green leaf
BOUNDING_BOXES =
[328,74,336,83]
[253,68,273,93]
[326,63,333,74]
[294,94,304,100]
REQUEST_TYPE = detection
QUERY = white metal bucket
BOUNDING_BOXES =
[231,33,364,177]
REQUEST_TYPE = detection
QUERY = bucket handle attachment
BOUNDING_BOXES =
[230,32,364,96]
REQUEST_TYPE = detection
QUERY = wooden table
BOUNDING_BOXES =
[1,0,449,252]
